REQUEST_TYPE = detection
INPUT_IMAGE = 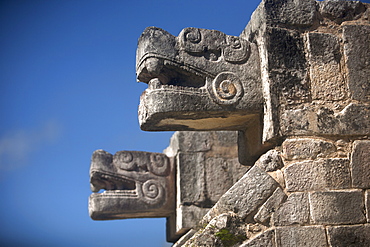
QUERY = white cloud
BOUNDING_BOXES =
[0,120,62,171]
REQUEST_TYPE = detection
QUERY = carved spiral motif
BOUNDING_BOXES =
[116,151,136,170]
[184,27,201,44]
[141,179,164,204]
[149,153,170,176]
[207,72,244,105]
[228,36,241,49]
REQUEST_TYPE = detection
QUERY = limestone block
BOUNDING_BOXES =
[284,158,351,192]
[317,103,370,135]
[319,0,366,23]
[307,32,346,101]
[343,24,370,102]
[256,149,283,172]
[309,190,366,224]
[275,226,327,247]
[280,107,312,136]
[177,152,205,204]
[166,131,212,154]
[351,140,370,189]
[366,190,370,223]
[282,138,336,160]
[254,187,287,223]
[263,0,318,28]
[266,27,309,104]
[239,230,275,247]
[176,205,210,232]
[327,224,370,247]
[205,157,249,204]
[205,165,278,221]
[272,192,310,226]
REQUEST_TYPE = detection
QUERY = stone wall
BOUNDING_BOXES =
[173,0,370,246]
[176,138,370,246]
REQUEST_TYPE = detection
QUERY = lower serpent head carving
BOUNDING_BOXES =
[89,150,175,220]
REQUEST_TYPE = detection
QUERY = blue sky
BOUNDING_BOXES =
[4,0,368,246]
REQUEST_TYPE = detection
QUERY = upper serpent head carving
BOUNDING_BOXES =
[136,27,263,131]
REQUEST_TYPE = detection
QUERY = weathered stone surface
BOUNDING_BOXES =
[284,158,351,192]
[319,0,366,23]
[309,190,366,224]
[343,24,370,102]
[239,229,275,247]
[282,138,336,160]
[166,131,250,240]
[366,190,370,223]
[137,26,263,132]
[317,103,370,135]
[184,213,247,247]
[280,107,312,136]
[254,187,287,223]
[351,140,370,189]
[263,0,318,28]
[176,205,210,232]
[281,103,370,136]
[205,165,278,221]
[327,224,370,247]
[275,226,327,247]
[267,27,309,105]
[177,152,205,205]
[256,149,283,172]
[307,32,347,101]
[272,192,310,226]
[206,157,249,203]
[89,150,175,220]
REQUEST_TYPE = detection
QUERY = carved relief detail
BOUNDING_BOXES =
[207,72,244,105]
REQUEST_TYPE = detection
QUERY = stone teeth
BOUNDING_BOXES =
[148,78,162,89]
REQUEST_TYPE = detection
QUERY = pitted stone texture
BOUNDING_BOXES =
[281,104,370,136]
[366,190,370,223]
[272,192,310,226]
[319,0,366,23]
[263,0,318,28]
[275,226,327,247]
[309,190,366,225]
[327,224,370,247]
[284,158,351,192]
[267,27,309,105]
[317,103,370,135]
[282,138,336,160]
[204,165,278,222]
[343,24,370,102]
[351,140,370,189]
[256,149,283,172]
[239,230,275,247]
[254,187,287,224]
[280,107,312,136]
[307,32,346,101]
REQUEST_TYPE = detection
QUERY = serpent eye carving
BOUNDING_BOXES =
[184,28,201,44]
[179,27,203,53]
[207,72,244,105]
[224,35,250,63]
[115,151,136,170]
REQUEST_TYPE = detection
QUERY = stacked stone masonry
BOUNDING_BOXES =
[175,0,370,246]
[89,0,370,246]
[179,138,370,246]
